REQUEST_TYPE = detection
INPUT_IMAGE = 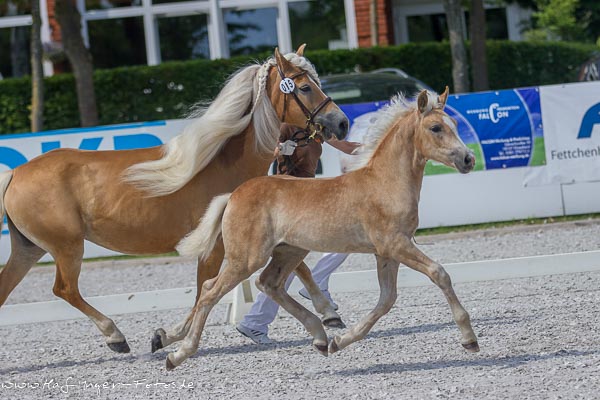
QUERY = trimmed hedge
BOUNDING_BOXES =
[0,41,597,134]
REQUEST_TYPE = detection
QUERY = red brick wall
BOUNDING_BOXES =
[354,0,394,47]
[46,0,61,42]
[46,0,72,73]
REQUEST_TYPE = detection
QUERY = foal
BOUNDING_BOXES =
[169,88,479,369]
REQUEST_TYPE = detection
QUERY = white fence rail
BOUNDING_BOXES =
[2,250,600,327]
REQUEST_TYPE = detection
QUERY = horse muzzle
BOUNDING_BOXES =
[315,112,349,141]
[454,150,475,174]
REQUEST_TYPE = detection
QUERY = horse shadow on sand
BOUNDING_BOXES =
[0,313,582,375]
[0,354,140,376]
[193,313,536,358]
[334,349,597,376]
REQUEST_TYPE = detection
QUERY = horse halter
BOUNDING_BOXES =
[276,63,332,139]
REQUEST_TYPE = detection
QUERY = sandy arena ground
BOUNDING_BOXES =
[0,219,599,399]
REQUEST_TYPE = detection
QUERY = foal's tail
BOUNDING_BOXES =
[176,193,232,260]
[0,171,13,218]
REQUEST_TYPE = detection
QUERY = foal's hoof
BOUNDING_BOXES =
[328,336,341,354]
[165,355,176,371]
[107,340,131,354]
[313,342,329,357]
[462,341,480,353]
[151,328,166,353]
[322,317,346,329]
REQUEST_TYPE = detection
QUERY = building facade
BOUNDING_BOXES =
[0,0,531,78]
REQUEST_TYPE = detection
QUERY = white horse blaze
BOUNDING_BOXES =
[443,115,466,146]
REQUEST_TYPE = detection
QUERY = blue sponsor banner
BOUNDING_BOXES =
[0,120,182,171]
[340,87,545,171]
[446,87,542,169]
[340,101,387,127]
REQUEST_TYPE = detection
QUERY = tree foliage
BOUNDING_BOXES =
[515,0,600,44]
[526,0,580,41]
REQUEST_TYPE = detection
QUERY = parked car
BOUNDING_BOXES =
[320,69,434,105]
[370,68,435,92]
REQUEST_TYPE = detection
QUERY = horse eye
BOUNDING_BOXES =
[299,85,311,93]
[430,125,442,133]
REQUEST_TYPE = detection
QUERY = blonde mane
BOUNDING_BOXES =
[349,91,438,171]
[123,53,319,197]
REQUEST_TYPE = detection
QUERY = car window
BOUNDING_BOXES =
[327,85,362,102]
[322,76,422,104]
[387,83,420,98]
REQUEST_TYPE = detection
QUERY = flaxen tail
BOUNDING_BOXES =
[0,171,13,218]
[176,193,232,260]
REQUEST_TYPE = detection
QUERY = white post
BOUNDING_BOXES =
[76,0,89,48]
[226,280,255,325]
[142,0,160,65]
[392,7,409,44]
[506,3,532,41]
[39,0,54,76]
[277,0,292,53]
[208,0,229,59]
[344,0,358,49]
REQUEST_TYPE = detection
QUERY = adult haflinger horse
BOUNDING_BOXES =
[170,87,479,370]
[0,46,348,353]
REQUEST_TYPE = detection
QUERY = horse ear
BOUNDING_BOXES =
[274,47,294,73]
[296,44,307,56]
[438,86,449,108]
[417,90,430,115]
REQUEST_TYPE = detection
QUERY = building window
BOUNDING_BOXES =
[0,0,31,79]
[85,0,142,10]
[0,26,31,78]
[1,1,31,17]
[484,8,508,39]
[289,0,348,50]
[223,8,278,57]
[158,14,210,61]
[407,14,448,42]
[152,0,190,4]
[88,17,147,69]
[0,0,356,76]
[408,8,508,43]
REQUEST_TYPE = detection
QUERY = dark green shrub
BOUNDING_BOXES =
[485,41,596,89]
[0,41,597,134]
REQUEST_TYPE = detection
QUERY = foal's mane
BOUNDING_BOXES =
[349,92,438,171]
[123,53,319,197]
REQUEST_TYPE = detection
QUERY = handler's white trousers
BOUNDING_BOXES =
[241,252,349,334]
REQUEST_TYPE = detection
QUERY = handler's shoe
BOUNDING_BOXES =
[298,288,339,311]
[236,323,273,345]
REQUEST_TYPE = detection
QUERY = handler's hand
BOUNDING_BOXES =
[327,139,362,155]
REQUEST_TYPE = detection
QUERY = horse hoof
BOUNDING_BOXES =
[313,342,329,357]
[151,329,165,353]
[462,341,480,353]
[328,337,340,354]
[107,340,130,353]
[322,317,346,329]
[166,355,176,371]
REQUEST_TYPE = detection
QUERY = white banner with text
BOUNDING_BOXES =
[525,81,600,186]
